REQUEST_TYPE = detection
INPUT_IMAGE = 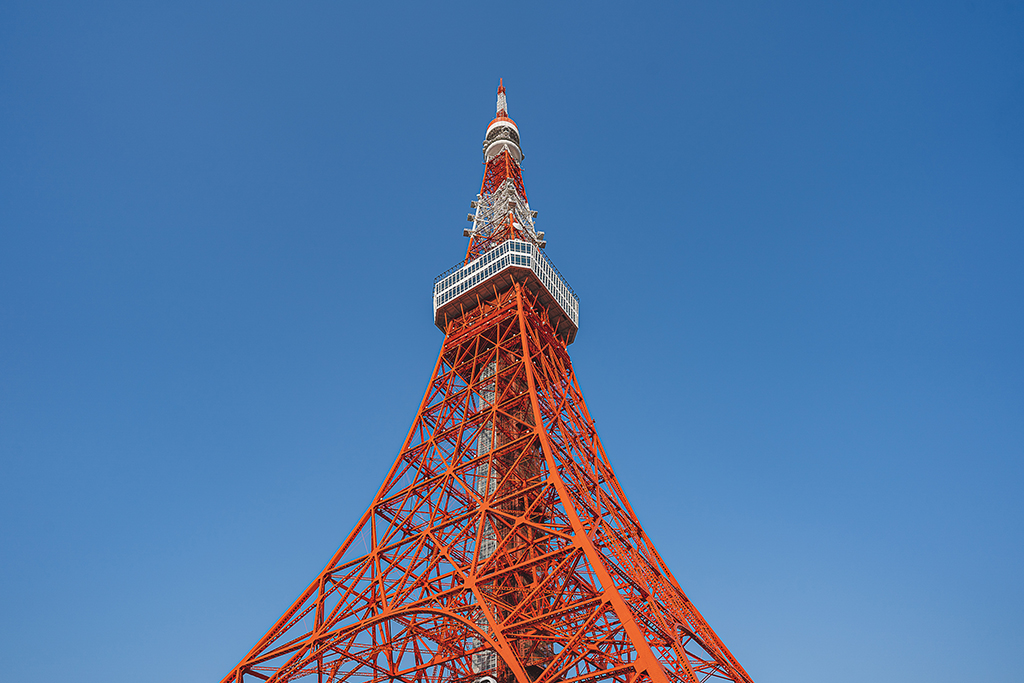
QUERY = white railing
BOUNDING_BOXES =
[433,240,579,329]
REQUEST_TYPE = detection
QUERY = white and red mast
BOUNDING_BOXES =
[465,80,544,260]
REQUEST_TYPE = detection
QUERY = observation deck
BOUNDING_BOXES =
[434,239,579,345]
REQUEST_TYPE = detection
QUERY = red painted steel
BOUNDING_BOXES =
[221,84,753,683]
[466,150,528,261]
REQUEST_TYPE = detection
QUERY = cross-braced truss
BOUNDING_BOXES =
[222,284,753,683]
[467,152,539,260]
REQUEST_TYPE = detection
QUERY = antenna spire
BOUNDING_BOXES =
[496,78,507,117]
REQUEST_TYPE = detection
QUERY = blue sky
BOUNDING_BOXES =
[1,2,1021,682]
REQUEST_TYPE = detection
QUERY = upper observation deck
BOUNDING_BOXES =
[433,239,579,345]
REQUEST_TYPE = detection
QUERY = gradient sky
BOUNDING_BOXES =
[1,2,1022,682]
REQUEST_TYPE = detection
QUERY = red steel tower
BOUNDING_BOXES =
[222,82,754,683]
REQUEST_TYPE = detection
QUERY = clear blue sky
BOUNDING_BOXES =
[1,2,1021,681]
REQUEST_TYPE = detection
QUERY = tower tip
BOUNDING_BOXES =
[496,79,507,117]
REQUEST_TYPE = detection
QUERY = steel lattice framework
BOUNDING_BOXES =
[221,82,754,683]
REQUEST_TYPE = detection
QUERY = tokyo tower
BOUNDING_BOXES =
[221,81,754,683]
